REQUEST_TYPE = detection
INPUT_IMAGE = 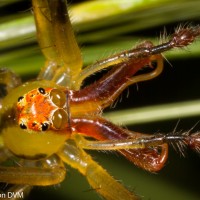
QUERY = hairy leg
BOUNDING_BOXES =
[58,139,140,200]
[77,25,200,84]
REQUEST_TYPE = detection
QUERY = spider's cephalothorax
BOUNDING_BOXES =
[2,84,71,160]
[17,87,69,131]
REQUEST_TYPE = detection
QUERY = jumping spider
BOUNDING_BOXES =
[0,0,200,199]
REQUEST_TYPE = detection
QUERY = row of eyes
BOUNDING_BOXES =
[18,88,69,131]
[18,88,67,107]
[20,121,49,131]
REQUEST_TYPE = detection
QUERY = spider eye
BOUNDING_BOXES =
[41,123,49,131]
[38,87,45,94]
[49,89,66,107]
[52,109,68,130]
[20,123,27,129]
[18,96,24,102]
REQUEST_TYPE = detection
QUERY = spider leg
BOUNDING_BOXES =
[0,155,66,185]
[78,25,200,84]
[72,116,200,171]
[70,54,163,114]
[75,132,200,154]
[32,0,82,88]
[58,139,140,200]
[71,116,168,172]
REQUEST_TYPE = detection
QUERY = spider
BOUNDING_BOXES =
[0,0,200,199]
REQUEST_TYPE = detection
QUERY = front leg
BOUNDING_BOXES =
[77,25,200,85]
[70,26,200,114]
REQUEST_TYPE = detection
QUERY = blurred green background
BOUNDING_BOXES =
[0,0,200,200]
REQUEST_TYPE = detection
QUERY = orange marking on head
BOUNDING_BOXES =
[17,88,57,131]
[17,87,69,131]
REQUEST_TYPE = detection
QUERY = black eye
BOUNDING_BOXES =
[20,123,27,129]
[41,123,49,131]
[18,96,24,102]
[38,88,45,94]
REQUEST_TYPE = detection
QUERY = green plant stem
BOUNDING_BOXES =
[104,100,200,125]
